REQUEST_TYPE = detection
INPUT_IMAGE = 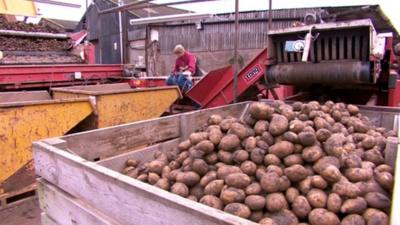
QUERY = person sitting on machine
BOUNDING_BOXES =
[166,44,198,92]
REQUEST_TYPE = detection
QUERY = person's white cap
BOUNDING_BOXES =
[173,44,185,54]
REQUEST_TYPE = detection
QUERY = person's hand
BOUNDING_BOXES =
[182,71,192,76]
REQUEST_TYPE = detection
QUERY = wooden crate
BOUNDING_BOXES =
[33,102,400,225]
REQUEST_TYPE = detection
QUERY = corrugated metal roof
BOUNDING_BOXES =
[109,0,190,17]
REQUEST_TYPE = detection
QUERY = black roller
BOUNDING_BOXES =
[267,61,372,85]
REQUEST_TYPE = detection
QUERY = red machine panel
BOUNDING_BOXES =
[187,49,268,108]
[0,64,123,90]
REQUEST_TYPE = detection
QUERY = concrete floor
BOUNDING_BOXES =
[0,197,41,225]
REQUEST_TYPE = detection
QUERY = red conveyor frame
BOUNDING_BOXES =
[0,64,123,90]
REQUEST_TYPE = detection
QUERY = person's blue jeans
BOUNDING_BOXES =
[166,74,193,92]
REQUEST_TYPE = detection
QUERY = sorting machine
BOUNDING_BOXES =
[185,18,400,108]
[265,19,400,106]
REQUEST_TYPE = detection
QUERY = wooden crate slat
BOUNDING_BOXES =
[62,116,181,161]
[98,138,180,172]
[33,142,256,225]
[41,213,59,225]
[38,180,120,225]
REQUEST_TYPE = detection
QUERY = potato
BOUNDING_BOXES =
[269,141,295,158]
[316,128,331,142]
[374,171,394,190]
[148,172,160,185]
[219,134,241,151]
[343,154,362,168]
[224,203,251,219]
[190,185,204,200]
[249,102,274,120]
[323,133,347,156]
[189,160,207,176]
[220,118,236,131]
[374,164,393,174]
[254,120,269,135]
[259,217,277,225]
[286,187,300,203]
[220,187,246,204]
[250,211,264,223]
[266,165,283,176]
[314,117,331,130]
[292,196,311,218]
[345,168,373,182]
[176,171,200,187]
[217,165,242,179]
[283,154,303,166]
[327,193,342,213]
[171,182,189,197]
[245,195,266,210]
[224,173,251,189]
[244,136,257,151]
[148,160,167,175]
[178,140,192,151]
[187,195,198,202]
[347,104,360,115]
[250,148,266,164]
[245,182,262,195]
[232,149,249,163]
[208,114,223,125]
[298,131,317,146]
[332,181,361,198]
[320,165,342,183]
[364,192,391,209]
[242,115,257,128]
[189,132,208,145]
[260,172,281,193]
[308,208,340,225]
[279,176,291,192]
[266,193,288,212]
[264,154,282,166]
[126,159,139,167]
[364,149,384,165]
[313,156,340,174]
[261,131,275,145]
[194,140,214,154]
[264,209,298,225]
[155,178,170,190]
[257,140,269,150]
[340,214,365,225]
[200,171,217,187]
[137,174,148,182]
[283,131,299,143]
[341,197,367,214]
[240,160,257,176]
[363,208,389,225]
[307,188,327,208]
[200,195,223,210]
[217,151,233,164]
[302,145,323,163]
[362,136,376,149]
[204,179,224,196]
[284,164,308,182]
[208,128,223,145]
[298,176,312,194]
[289,120,306,134]
[228,122,250,140]
[269,114,289,136]
[311,175,328,189]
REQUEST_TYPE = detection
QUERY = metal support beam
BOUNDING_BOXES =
[233,0,239,103]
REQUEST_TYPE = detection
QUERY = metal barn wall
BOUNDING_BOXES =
[155,8,314,54]
[153,8,316,76]
[84,0,139,64]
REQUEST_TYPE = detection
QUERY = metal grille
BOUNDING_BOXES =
[274,27,370,63]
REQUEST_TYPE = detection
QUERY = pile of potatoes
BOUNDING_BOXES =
[122,101,395,225]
